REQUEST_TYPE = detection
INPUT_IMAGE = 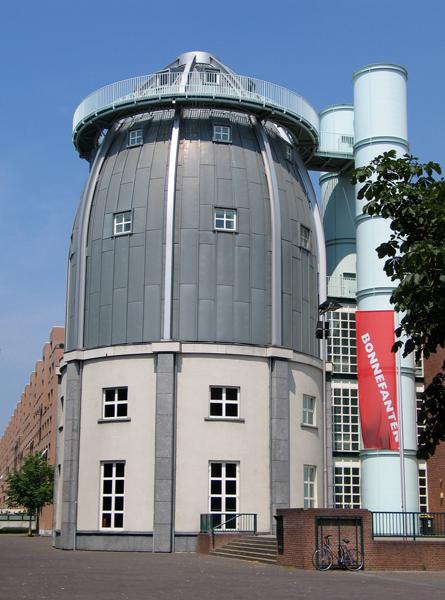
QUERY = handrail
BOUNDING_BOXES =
[200,512,257,534]
[72,70,319,147]
[372,511,445,539]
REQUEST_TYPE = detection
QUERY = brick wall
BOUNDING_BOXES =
[277,508,445,570]
[424,350,445,512]
[0,327,64,534]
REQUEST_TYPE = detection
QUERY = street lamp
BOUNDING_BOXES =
[317,299,342,508]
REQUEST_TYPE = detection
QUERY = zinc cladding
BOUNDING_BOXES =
[66,109,317,353]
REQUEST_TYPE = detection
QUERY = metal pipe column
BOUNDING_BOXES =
[353,64,418,512]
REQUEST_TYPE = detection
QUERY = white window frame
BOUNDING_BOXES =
[302,394,316,427]
[113,211,132,236]
[327,306,357,374]
[100,461,125,530]
[103,387,128,420]
[300,224,311,251]
[209,386,240,419]
[213,125,232,143]
[214,208,237,232]
[204,70,221,85]
[209,461,239,530]
[334,460,361,509]
[303,465,317,508]
[332,381,360,452]
[128,129,143,147]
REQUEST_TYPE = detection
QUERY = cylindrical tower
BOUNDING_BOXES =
[353,64,418,512]
[55,52,325,552]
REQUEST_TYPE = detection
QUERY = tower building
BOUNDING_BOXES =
[55,52,420,551]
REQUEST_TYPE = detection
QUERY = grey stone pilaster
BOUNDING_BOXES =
[58,361,82,549]
[270,358,290,530]
[153,353,176,552]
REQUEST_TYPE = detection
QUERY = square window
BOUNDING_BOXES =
[113,212,132,236]
[214,208,237,232]
[302,395,316,426]
[128,129,143,147]
[102,387,128,420]
[213,125,231,143]
[209,386,240,419]
[205,71,221,85]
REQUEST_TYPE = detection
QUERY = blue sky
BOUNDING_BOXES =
[1,0,444,433]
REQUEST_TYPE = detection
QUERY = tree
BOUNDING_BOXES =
[5,453,54,536]
[352,151,445,459]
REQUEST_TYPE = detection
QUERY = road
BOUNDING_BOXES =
[1,535,445,600]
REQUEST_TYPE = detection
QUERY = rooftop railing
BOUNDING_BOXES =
[327,274,357,299]
[73,70,319,141]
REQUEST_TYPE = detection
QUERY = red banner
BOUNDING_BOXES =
[356,310,399,450]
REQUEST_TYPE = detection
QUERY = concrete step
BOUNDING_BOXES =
[212,549,277,565]
[211,535,277,564]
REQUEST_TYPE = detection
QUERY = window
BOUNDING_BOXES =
[101,462,125,529]
[327,308,357,374]
[214,208,237,231]
[334,462,361,508]
[113,211,132,236]
[418,464,428,512]
[209,386,239,418]
[286,145,293,161]
[303,465,316,508]
[128,129,143,147]
[209,462,239,529]
[213,125,231,143]
[103,387,128,419]
[300,225,311,251]
[332,383,360,452]
[302,395,316,426]
[204,70,221,85]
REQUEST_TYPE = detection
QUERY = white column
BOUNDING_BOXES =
[353,64,418,513]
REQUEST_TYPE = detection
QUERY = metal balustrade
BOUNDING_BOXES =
[200,512,257,534]
[73,71,318,133]
[72,70,321,156]
[372,511,445,539]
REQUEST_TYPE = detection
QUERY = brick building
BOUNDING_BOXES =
[0,327,64,534]
[423,350,445,512]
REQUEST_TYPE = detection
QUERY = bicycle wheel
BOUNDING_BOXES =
[312,548,333,571]
[344,548,363,571]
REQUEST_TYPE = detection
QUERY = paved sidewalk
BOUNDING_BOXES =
[1,535,445,600]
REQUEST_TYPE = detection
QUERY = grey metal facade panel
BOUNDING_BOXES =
[198,299,216,340]
[70,108,318,353]
[127,301,143,342]
[143,285,161,340]
[128,245,145,303]
[179,284,198,340]
[112,287,128,344]
[98,304,112,346]
[216,284,233,341]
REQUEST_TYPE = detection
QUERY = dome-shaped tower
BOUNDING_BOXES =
[56,52,324,552]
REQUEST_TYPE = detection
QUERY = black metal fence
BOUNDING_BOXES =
[372,512,445,539]
[200,513,257,534]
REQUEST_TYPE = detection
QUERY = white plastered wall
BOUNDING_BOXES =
[174,354,271,533]
[289,363,324,507]
[77,355,156,531]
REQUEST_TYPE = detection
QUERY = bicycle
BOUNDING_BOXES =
[312,535,363,571]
